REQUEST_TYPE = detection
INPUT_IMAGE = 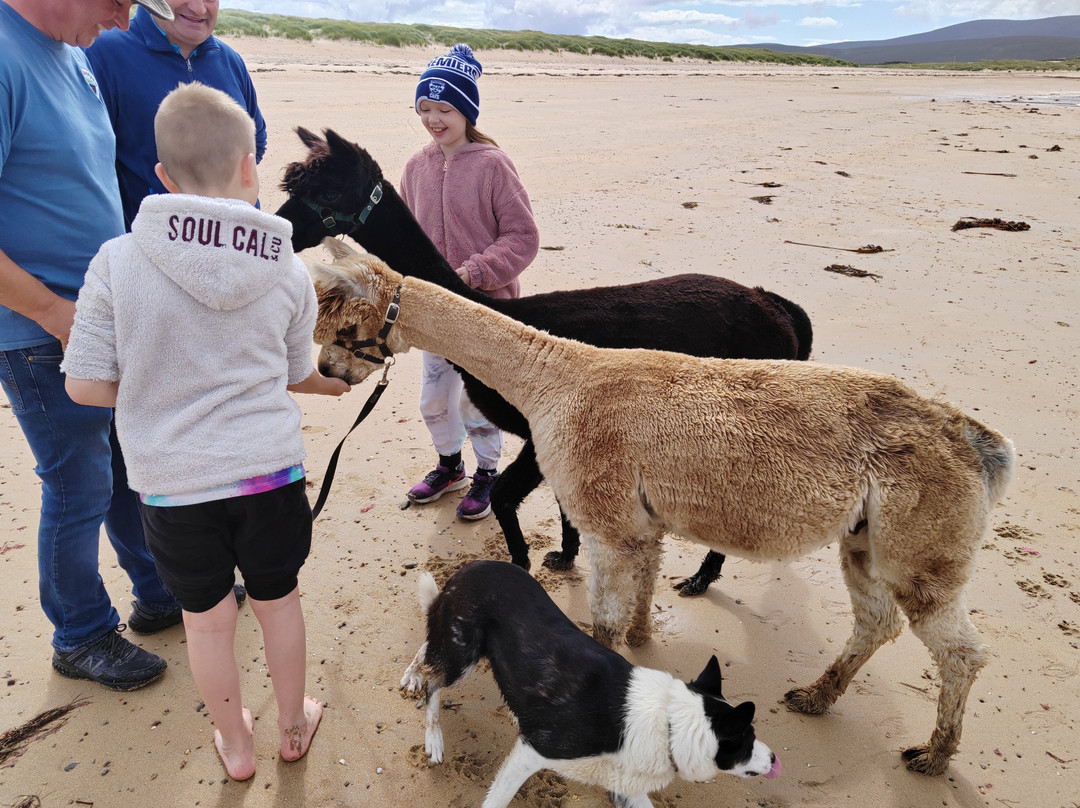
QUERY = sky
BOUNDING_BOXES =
[219,0,1075,48]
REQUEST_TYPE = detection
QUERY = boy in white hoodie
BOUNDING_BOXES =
[62,82,348,781]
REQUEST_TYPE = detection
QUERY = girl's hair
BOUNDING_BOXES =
[466,122,497,148]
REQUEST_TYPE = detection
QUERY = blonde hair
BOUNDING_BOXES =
[466,121,497,147]
[154,82,255,191]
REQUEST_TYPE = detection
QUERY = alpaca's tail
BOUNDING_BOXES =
[963,418,1016,507]
[418,571,440,614]
[765,291,814,360]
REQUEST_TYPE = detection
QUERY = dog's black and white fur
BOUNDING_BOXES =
[400,561,779,807]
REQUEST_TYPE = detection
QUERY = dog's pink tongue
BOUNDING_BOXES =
[764,756,782,779]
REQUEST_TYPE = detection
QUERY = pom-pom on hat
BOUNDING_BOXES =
[415,44,483,125]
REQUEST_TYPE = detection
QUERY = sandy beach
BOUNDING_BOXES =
[1,38,1078,808]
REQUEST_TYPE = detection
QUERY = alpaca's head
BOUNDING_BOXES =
[278,127,384,252]
[309,238,409,385]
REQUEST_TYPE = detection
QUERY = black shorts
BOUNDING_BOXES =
[140,479,312,613]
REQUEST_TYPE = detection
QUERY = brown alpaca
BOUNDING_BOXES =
[310,239,1015,777]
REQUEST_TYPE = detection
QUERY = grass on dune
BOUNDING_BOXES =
[215,9,854,66]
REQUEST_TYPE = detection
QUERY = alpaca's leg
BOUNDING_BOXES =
[490,442,545,570]
[588,533,655,648]
[482,739,546,808]
[785,542,903,714]
[895,588,986,775]
[543,505,580,571]
[672,550,727,597]
[399,641,427,694]
[626,530,664,647]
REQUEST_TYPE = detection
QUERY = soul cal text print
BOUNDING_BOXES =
[167,215,281,261]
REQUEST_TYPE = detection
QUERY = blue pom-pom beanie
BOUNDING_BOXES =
[415,44,483,125]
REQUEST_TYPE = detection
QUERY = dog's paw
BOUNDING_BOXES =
[425,727,445,765]
[901,744,949,776]
[400,668,424,694]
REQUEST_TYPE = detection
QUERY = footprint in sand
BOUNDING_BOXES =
[1058,620,1079,638]
[1070,592,1080,607]
[1043,572,1070,588]
[518,770,568,807]
[445,751,488,784]
[406,745,489,785]
[995,522,1040,542]
[1017,579,1051,599]
[406,744,436,769]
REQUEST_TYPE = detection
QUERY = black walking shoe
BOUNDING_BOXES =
[128,584,247,634]
[127,601,182,634]
[52,627,166,691]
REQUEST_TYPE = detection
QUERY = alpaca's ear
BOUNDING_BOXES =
[309,259,342,291]
[310,256,379,303]
[325,128,358,157]
[310,260,364,297]
[295,126,325,151]
[323,237,357,260]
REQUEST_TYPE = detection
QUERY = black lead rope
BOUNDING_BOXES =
[310,360,392,519]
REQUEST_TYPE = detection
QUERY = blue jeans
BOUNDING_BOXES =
[0,342,178,652]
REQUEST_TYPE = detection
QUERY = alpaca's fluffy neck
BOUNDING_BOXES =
[395,277,575,415]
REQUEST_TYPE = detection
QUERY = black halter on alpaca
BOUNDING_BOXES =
[278,127,814,594]
[333,284,401,365]
[299,180,384,233]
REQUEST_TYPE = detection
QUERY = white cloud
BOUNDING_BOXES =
[622,25,733,44]
[799,16,840,26]
[637,10,741,25]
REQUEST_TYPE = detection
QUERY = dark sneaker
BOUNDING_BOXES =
[456,470,498,520]
[407,464,467,503]
[127,601,182,634]
[128,584,247,634]
[52,627,166,691]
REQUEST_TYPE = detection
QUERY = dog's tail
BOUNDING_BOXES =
[962,416,1016,507]
[418,571,440,614]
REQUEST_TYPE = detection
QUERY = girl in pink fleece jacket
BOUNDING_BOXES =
[400,44,539,520]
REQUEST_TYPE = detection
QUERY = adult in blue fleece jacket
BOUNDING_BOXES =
[86,2,266,229]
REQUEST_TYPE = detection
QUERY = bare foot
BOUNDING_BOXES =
[214,707,256,781]
[280,695,323,761]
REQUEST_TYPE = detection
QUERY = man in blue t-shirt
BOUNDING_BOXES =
[0,0,182,691]
[86,0,267,230]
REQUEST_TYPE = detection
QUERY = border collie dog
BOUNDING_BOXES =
[400,561,779,807]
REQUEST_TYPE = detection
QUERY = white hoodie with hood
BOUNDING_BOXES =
[62,194,317,496]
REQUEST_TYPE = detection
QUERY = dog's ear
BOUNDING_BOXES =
[690,655,724,698]
[717,699,756,733]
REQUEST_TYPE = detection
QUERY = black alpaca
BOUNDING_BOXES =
[277,128,813,594]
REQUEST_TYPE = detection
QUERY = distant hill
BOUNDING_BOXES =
[748,16,1080,64]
